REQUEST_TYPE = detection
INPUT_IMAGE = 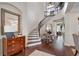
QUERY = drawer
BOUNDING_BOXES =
[11,40,15,43]
[11,44,16,48]
[20,41,23,43]
[7,44,16,50]
[7,45,17,53]
[3,36,25,56]
[12,49,15,51]
[7,40,15,44]
[7,42,15,46]
[20,38,23,40]
[7,48,15,53]
[7,40,12,43]
[7,43,12,46]
[20,45,23,48]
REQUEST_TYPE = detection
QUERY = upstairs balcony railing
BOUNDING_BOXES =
[38,2,65,36]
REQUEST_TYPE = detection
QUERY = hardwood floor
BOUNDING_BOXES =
[15,44,75,56]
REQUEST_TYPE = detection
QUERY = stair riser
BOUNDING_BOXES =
[28,39,41,42]
[29,31,38,34]
[28,28,40,47]
[28,38,39,40]
[27,42,41,47]
[29,33,39,35]
[28,37,39,39]
[28,35,39,37]
[28,41,41,44]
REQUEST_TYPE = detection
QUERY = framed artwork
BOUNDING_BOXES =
[1,8,20,35]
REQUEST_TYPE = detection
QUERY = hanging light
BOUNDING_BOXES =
[47,2,55,9]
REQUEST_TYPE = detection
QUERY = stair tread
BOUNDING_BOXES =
[28,38,40,40]
[28,28,41,47]
[30,33,38,34]
[28,35,39,36]
[28,36,39,37]
[28,34,39,36]
[28,37,39,39]
[29,32,38,34]
[28,39,41,42]
[29,33,39,35]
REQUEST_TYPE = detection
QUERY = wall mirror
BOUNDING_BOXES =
[1,8,20,35]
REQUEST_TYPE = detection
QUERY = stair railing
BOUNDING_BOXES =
[38,2,65,37]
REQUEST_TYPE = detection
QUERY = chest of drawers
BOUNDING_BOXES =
[3,36,25,56]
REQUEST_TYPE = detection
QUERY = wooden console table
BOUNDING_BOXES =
[3,36,25,56]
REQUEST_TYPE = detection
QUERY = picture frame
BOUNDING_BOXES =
[1,8,21,35]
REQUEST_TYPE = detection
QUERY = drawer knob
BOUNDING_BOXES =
[12,41,15,43]
[21,45,23,47]
[12,49,15,51]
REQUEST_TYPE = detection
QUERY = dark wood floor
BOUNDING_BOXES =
[15,43,75,56]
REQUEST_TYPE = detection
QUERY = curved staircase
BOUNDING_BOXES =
[27,2,68,47]
[27,29,41,47]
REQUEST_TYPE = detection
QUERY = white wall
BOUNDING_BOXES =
[24,2,45,35]
[64,13,79,46]
[8,2,29,36]
[64,2,79,46]
[9,2,45,35]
